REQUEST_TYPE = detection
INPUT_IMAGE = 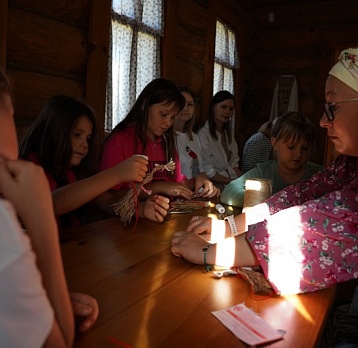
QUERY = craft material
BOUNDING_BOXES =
[215,203,225,214]
[243,178,272,212]
[192,187,204,198]
[213,269,238,278]
[112,158,176,225]
[168,199,207,214]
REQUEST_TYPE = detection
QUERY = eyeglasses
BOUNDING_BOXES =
[323,97,358,121]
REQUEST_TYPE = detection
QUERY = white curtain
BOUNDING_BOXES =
[213,20,239,96]
[106,0,164,131]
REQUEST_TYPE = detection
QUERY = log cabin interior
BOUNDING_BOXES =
[1,0,358,166]
[1,1,358,344]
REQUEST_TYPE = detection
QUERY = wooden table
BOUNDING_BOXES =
[60,201,335,348]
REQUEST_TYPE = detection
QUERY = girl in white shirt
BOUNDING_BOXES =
[174,87,220,197]
[197,91,241,188]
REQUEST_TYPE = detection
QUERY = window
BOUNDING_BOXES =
[213,20,239,95]
[106,0,164,131]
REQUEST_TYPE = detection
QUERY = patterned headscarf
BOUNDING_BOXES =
[329,47,358,92]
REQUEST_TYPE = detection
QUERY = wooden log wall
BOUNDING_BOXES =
[5,0,90,139]
[3,0,109,142]
[2,0,357,166]
[248,0,358,164]
[162,0,254,136]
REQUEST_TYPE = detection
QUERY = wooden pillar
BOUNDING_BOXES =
[86,0,111,142]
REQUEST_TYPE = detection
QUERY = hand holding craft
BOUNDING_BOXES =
[112,158,176,225]
[112,155,149,184]
[142,195,170,222]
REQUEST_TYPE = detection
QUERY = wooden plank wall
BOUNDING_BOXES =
[6,0,90,139]
[162,0,254,134]
[2,0,358,165]
[249,0,358,164]
[4,0,254,151]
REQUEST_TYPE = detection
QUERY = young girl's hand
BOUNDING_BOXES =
[0,94,18,161]
[161,182,194,200]
[70,292,99,332]
[114,156,148,183]
[0,159,55,225]
[141,194,170,222]
[194,177,220,198]
[0,92,14,116]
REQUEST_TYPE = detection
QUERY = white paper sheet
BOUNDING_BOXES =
[212,303,284,346]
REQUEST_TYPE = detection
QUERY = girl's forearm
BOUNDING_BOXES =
[24,215,74,347]
[52,169,125,215]
[209,173,232,184]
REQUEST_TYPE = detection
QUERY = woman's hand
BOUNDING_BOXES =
[70,292,99,332]
[141,195,170,222]
[0,159,55,225]
[171,231,209,264]
[186,215,214,234]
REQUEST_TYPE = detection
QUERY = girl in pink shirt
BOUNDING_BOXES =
[101,78,219,201]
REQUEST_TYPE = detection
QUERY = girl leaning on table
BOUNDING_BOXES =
[19,95,170,231]
[100,78,219,200]
[220,111,323,207]
[0,70,98,346]
[171,47,358,296]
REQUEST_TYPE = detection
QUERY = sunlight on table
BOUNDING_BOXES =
[212,278,237,308]
[284,295,314,323]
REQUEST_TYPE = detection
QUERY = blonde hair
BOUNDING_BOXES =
[272,112,316,145]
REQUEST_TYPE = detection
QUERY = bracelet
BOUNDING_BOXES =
[202,243,213,272]
[224,215,239,237]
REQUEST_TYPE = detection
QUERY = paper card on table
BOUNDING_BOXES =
[212,303,284,346]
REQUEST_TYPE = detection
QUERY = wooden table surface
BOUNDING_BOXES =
[60,200,335,348]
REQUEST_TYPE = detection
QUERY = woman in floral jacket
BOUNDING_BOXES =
[171,47,358,295]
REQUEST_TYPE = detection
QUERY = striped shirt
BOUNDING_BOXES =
[242,132,271,173]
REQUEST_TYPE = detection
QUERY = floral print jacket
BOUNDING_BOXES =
[246,155,358,295]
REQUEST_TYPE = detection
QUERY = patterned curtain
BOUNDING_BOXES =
[106,0,164,131]
[213,20,239,96]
